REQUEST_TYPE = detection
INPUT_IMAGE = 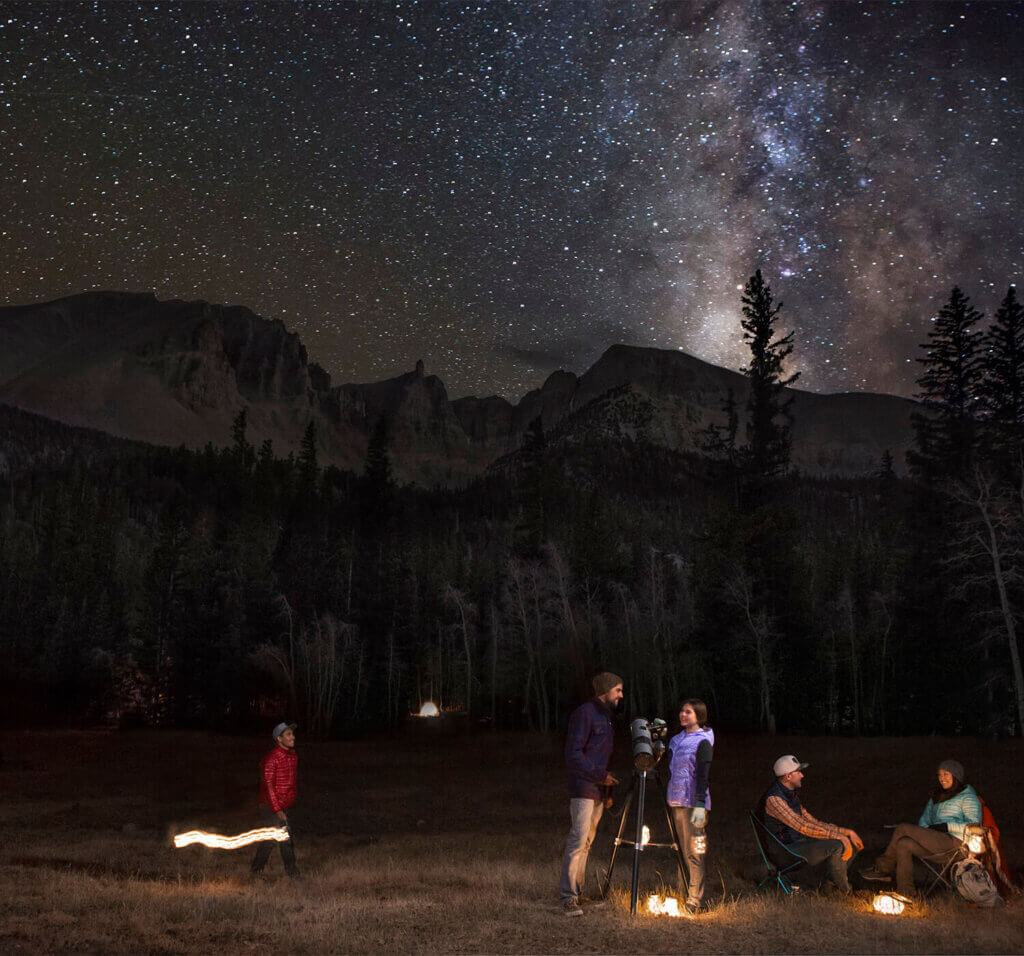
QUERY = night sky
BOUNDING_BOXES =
[2,1,1021,400]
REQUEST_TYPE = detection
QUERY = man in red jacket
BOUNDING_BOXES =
[250,722,300,880]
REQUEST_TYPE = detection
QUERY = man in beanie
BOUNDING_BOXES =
[250,722,300,880]
[558,672,623,916]
[862,759,982,896]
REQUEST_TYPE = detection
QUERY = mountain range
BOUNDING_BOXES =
[0,291,916,483]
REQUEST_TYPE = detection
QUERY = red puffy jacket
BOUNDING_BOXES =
[258,745,298,813]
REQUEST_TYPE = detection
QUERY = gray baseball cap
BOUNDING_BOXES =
[773,754,809,776]
[272,722,297,740]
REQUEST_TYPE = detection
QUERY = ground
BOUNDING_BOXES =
[1,727,1021,953]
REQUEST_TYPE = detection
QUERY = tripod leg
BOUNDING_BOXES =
[630,771,647,915]
[600,782,635,898]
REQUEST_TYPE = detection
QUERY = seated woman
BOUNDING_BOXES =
[862,759,982,896]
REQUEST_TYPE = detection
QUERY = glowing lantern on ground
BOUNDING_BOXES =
[872,892,912,915]
[173,826,289,850]
[641,825,650,847]
[417,701,440,717]
[646,894,683,917]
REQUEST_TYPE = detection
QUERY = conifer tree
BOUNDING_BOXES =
[981,285,1024,435]
[363,416,393,490]
[740,269,799,479]
[231,407,254,473]
[297,419,319,492]
[911,286,984,481]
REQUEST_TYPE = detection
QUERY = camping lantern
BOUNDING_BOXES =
[692,829,707,855]
[417,701,440,717]
[872,892,912,915]
[646,893,683,917]
[964,824,986,856]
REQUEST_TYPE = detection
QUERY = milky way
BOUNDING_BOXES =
[1,1,1021,399]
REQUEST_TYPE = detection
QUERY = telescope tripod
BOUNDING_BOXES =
[600,768,689,915]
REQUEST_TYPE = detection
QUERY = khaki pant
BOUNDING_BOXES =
[873,823,960,895]
[559,797,604,904]
[670,807,707,904]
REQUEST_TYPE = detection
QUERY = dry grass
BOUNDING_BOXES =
[1,729,1021,953]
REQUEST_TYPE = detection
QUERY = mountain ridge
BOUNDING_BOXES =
[0,291,916,483]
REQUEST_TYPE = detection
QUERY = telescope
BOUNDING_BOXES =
[630,717,668,771]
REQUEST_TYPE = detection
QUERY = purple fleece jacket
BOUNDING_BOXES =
[565,698,614,799]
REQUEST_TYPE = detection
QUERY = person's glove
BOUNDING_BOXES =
[690,807,707,827]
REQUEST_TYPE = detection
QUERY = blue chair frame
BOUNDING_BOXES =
[749,811,809,895]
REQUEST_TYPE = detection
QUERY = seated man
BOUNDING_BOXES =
[757,754,864,893]
[862,759,982,897]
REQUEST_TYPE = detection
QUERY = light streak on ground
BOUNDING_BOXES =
[173,827,289,850]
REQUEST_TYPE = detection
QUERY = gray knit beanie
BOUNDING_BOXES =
[592,672,623,697]
[939,759,965,783]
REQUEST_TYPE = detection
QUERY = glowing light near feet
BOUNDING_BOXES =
[417,701,440,717]
[173,827,289,850]
[646,894,683,917]
[872,892,911,915]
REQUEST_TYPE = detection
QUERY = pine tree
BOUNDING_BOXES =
[981,285,1024,435]
[230,407,254,473]
[360,415,394,533]
[297,420,319,493]
[363,415,393,490]
[740,269,799,479]
[911,286,984,481]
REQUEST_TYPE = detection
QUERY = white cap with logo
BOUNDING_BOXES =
[773,754,809,776]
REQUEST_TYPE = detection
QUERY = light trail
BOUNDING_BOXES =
[173,826,289,850]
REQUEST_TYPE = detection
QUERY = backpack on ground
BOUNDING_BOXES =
[952,858,1003,908]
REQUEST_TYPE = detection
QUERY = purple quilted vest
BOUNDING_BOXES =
[666,727,714,808]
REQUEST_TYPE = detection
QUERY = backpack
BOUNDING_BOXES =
[952,858,1002,908]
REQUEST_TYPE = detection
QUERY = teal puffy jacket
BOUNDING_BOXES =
[917,784,982,840]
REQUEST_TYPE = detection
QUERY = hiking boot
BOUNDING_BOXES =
[860,867,892,882]
[683,900,700,916]
[579,895,608,909]
[562,900,584,917]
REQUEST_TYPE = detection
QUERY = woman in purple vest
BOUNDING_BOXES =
[666,698,714,914]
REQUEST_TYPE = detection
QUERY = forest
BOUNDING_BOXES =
[1,279,1021,738]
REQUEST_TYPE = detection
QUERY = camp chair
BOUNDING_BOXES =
[919,840,967,898]
[749,811,809,895]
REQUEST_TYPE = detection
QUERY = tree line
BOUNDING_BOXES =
[0,277,1020,737]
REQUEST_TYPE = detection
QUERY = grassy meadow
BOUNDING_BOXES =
[1,727,1022,953]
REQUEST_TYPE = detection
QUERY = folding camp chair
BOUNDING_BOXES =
[919,840,967,898]
[749,811,809,895]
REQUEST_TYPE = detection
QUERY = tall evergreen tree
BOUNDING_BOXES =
[740,269,799,479]
[911,286,984,481]
[298,419,319,490]
[981,286,1024,435]
[363,415,393,490]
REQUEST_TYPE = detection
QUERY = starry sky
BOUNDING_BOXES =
[2,1,1021,400]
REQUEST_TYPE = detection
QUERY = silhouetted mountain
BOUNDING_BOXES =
[0,291,915,483]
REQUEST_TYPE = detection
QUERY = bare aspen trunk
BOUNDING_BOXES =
[980,505,1024,734]
[489,602,498,728]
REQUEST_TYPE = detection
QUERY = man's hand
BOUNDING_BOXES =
[602,773,619,787]
[690,807,707,827]
[838,834,854,862]
[842,828,863,851]
[276,810,287,822]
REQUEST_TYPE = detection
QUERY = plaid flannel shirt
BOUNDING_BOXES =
[764,794,842,842]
